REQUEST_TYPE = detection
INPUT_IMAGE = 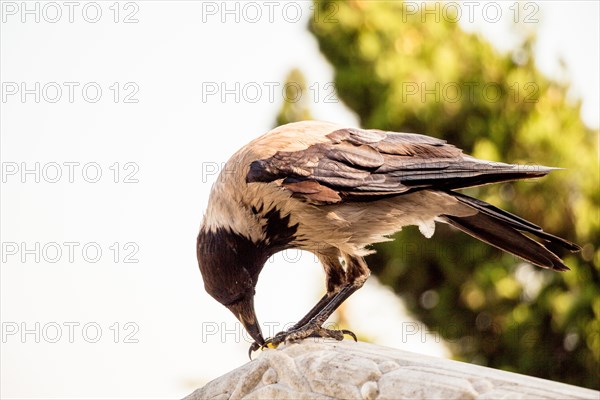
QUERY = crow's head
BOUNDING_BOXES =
[196,227,267,346]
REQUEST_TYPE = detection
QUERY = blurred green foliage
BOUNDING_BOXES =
[275,68,313,127]
[299,0,599,389]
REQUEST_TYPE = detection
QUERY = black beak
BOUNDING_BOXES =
[227,295,264,346]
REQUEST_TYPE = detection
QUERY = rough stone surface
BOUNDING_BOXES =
[184,340,599,400]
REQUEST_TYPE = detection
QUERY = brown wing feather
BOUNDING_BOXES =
[282,179,342,204]
[246,127,554,204]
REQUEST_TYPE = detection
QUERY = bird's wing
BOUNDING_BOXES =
[246,127,553,204]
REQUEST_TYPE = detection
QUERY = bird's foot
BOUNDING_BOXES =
[248,323,357,358]
[279,324,357,344]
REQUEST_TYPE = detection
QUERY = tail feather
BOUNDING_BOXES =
[442,193,580,271]
[450,192,581,251]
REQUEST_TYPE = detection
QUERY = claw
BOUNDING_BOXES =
[248,342,261,360]
[248,337,282,359]
[341,329,357,342]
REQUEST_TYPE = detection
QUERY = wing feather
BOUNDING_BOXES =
[246,127,554,204]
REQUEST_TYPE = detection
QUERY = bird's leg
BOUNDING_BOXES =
[265,255,370,347]
[289,293,332,330]
[288,254,346,330]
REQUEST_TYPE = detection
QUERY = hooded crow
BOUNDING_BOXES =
[196,120,580,355]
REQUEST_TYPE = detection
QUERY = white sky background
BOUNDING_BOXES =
[0,1,598,399]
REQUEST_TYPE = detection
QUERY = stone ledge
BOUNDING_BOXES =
[185,340,599,400]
